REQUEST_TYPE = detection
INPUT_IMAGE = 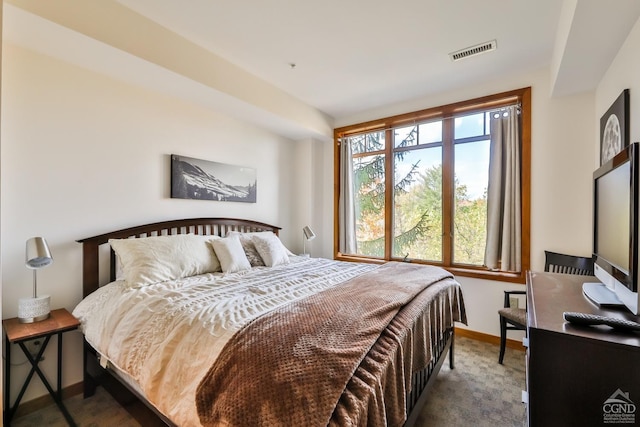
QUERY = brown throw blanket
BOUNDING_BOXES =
[196,262,466,426]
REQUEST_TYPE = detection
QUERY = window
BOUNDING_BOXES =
[335,88,531,283]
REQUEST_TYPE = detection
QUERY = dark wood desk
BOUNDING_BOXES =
[526,271,640,426]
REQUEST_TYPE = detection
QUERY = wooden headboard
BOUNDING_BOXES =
[77,217,281,298]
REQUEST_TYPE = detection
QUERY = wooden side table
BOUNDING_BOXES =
[3,308,80,426]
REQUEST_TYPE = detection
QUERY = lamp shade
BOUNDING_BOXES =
[26,237,53,269]
[20,237,53,323]
[303,226,316,241]
[302,226,316,256]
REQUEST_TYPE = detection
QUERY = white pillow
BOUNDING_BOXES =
[109,234,221,289]
[252,233,290,267]
[210,235,252,273]
[225,231,265,267]
[226,230,294,258]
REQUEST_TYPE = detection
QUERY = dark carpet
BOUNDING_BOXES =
[418,336,526,426]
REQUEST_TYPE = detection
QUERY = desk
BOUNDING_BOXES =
[526,271,640,426]
[3,308,80,426]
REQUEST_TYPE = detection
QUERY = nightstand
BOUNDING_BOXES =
[3,308,80,426]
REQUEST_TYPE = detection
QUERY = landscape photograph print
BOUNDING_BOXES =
[171,154,257,203]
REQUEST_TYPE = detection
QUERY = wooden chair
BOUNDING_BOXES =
[544,250,594,276]
[498,289,526,364]
[498,250,595,364]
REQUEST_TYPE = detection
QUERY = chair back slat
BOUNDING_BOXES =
[544,250,594,276]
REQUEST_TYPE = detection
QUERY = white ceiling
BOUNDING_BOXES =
[116,0,565,119]
[4,0,640,140]
[115,0,640,115]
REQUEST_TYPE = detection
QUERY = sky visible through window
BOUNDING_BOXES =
[394,113,490,199]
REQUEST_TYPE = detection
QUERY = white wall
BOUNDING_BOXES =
[596,16,640,156]
[327,67,596,338]
[1,43,298,402]
[292,138,327,257]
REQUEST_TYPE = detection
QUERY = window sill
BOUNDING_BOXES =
[446,266,525,284]
[334,254,526,284]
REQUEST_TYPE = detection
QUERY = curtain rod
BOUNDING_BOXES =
[337,102,521,139]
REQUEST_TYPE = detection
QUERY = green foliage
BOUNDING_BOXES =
[349,128,488,264]
[353,155,385,216]
[346,132,387,256]
[454,187,487,264]
[359,235,385,257]
[353,154,386,256]
[393,165,443,261]
[351,128,426,257]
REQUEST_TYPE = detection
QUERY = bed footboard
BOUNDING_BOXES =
[404,326,454,427]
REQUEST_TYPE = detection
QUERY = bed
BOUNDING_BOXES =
[74,217,466,426]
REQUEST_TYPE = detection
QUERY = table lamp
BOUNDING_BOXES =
[302,226,316,256]
[19,237,53,323]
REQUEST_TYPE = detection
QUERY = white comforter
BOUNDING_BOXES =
[73,257,378,426]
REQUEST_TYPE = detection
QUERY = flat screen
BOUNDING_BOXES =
[592,142,639,314]
[596,160,630,273]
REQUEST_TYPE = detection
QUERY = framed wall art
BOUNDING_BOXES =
[600,89,629,165]
[171,154,257,203]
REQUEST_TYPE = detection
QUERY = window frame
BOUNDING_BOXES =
[333,87,531,284]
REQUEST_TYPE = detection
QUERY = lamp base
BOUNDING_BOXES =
[18,296,50,323]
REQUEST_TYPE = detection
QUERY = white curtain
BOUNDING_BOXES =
[339,138,357,254]
[484,105,521,271]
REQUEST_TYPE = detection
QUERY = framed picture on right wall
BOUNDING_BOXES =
[600,89,630,165]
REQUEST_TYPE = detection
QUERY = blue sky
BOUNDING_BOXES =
[393,112,490,199]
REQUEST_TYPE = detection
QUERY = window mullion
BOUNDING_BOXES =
[442,117,454,265]
[384,128,393,259]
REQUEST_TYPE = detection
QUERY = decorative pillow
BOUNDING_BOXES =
[226,230,293,260]
[210,235,252,273]
[226,231,265,267]
[252,233,290,267]
[109,234,221,289]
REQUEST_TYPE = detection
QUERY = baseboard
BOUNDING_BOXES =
[12,381,84,418]
[455,326,525,351]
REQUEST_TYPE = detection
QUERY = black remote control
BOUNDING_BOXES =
[563,312,640,332]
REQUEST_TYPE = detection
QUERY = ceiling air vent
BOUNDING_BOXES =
[449,40,497,62]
